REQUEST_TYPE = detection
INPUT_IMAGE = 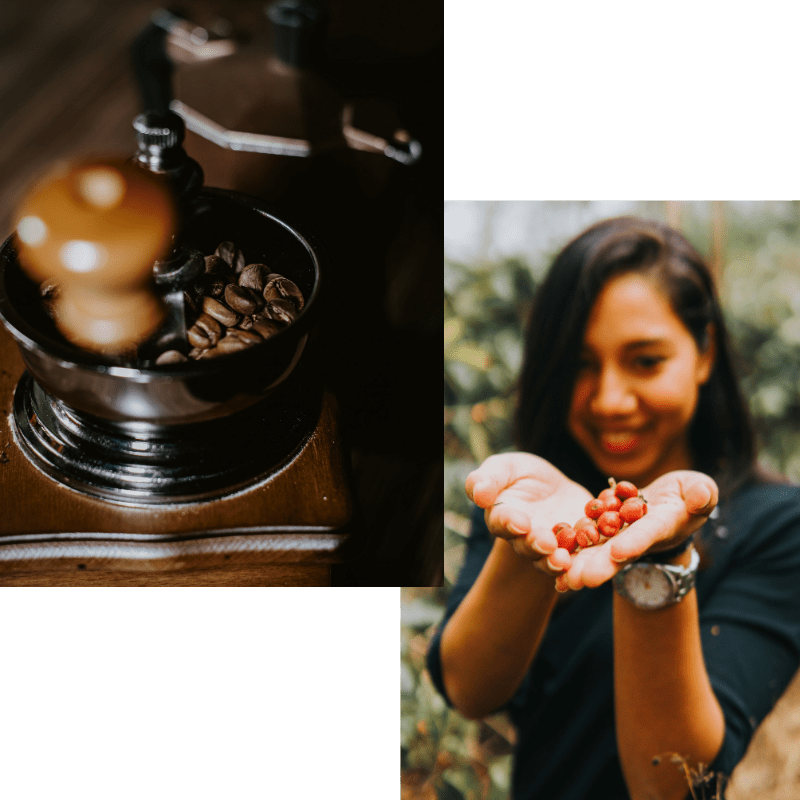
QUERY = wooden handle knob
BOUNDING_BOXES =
[14,158,177,354]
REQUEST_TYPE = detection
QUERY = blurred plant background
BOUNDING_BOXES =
[402,201,800,799]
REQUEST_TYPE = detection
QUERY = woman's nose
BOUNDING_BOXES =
[589,367,637,416]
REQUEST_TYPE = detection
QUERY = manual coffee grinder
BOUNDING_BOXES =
[0,112,361,587]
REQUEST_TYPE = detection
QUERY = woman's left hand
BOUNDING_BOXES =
[556,471,718,592]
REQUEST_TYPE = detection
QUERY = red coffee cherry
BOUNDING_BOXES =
[597,489,623,512]
[597,511,622,537]
[552,522,572,535]
[575,529,591,548]
[614,481,639,499]
[585,498,605,519]
[574,516,600,545]
[619,497,647,524]
[555,525,578,553]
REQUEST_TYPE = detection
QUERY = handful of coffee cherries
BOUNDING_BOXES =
[552,478,648,553]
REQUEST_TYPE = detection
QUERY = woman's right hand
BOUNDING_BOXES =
[465,453,593,576]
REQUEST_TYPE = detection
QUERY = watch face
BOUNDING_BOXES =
[621,564,674,609]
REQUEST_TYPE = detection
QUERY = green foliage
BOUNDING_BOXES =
[401,588,514,800]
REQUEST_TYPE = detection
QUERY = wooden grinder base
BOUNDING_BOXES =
[0,326,360,586]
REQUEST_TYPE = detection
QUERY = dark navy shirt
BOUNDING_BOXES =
[427,482,800,799]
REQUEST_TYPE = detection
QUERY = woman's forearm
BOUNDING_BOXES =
[439,538,559,719]
[613,550,725,800]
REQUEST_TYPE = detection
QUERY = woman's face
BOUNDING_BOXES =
[567,272,715,489]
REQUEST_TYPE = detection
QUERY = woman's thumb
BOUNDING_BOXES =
[466,472,497,508]
[685,477,717,515]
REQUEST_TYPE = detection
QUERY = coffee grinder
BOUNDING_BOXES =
[0,108,362,587]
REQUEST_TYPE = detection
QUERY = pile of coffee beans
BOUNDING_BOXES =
[36,240,305,364]
[153,240,305,364]
[552,477,648,553]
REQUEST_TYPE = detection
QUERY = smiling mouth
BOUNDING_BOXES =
[597,430,642,455]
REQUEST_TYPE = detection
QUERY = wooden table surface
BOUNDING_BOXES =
[0,0,443,587]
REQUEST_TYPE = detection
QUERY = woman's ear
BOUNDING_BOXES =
[697,323,716,384]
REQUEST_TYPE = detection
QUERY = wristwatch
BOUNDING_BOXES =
[613,546,700,610]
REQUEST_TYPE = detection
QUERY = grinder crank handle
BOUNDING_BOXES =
[129,111,206,361]
[13,159,177,357]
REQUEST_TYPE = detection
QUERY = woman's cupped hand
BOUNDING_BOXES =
[465,453,718,591]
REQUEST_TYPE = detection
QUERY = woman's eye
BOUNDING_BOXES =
[633,355,665,370]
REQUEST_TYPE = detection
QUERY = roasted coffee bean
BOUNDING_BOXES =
[216,334,251,353]
[238,263,272,293]
[196,346,223,359]
[262,275,304,311]
[155,350,188,364]
[226,328,262,346]
[193,273,228,299]
[202,296,240,327]
[224,283,263,315]
[195,313,223,345]
[215,241,246,274]
[187,325,212,349]
[261,298,297,324]
[252,318,282,339]
[214,241,236,266]
[144,240,305,364]
[204,255,229,275]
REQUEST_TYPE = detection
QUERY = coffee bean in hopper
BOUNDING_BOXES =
[261,298,298,325]
[238,263,272,293]
[224,284,263,315]
[202,296,240,327]
[262,275,304,310]
[147,240,306,364]
[155,350,188,364]
[215,241,246,274]
[252,318,282,339]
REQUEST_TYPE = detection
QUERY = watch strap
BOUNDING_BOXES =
[663,546,700,603]
[640,535,694,563]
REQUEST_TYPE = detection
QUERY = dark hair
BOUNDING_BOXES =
[513,216,758,500]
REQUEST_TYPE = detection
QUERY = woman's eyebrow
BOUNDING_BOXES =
[623,338,671,351]
[581,338,671,355]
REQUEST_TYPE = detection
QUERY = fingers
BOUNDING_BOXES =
[560,543,622,590]
[684,476,717,516]
[486,504,534,539]
[466,455,514,507]
[507,538,571,574]
[608,514,672,563]
[551,471,720,592]
[484,505,559,556]
[465,453,550,508]
[607,472,718,563]
[547,547,572,571]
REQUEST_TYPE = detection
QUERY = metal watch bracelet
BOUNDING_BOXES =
[613,546,700,610]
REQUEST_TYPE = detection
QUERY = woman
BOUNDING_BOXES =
[429,217,800,800]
